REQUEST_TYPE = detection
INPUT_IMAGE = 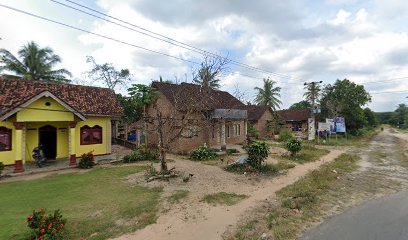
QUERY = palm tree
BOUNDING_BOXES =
[254,78,282,110]
[0,41,72,82]
[193,66,220,89]
[303,82,321,108]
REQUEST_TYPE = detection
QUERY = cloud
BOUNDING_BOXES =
[1,0,408,112]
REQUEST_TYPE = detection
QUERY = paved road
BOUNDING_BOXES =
[300,190,408,240]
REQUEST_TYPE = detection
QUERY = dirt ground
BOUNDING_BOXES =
[112,148,345,240]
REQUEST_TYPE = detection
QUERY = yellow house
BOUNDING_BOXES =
[0,78,122,171]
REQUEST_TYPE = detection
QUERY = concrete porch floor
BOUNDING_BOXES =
[2,145,132,177]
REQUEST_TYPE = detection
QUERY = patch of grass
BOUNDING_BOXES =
[202,192,248,206]
[279,145,329,163]
[316,130,378,147]
[0,166,162,240]
[234,153,360,240]
[168,190,189,204]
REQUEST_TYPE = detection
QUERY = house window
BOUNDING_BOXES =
[227,125,230,138]
[238,124,241,136]
[0,127,12,151]
[80,125,103,145]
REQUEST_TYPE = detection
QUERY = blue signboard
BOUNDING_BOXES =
[334,117,346,133]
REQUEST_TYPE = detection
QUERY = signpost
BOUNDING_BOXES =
[308,118,315,141]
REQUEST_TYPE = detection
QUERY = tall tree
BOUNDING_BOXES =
[0,41,72,82]
[320,79,371,134]
[86,56,131,90]
[193,54,229,89]
[289,100,311,110]
[254,78,282,110]
[303,81,321,108]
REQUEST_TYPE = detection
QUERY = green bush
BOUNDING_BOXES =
[78,151,95,169]
[247,124,260,139]
[246,141,270,166]
[0,162,4,175]
[123,149,159,163]
[285,138,302,156]
[27,209,67,240]
[190,146,218,161]
[279,130,293,142]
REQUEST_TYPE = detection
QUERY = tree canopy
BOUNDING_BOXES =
[193,54,229,89]
[320,79,371,134]
[86,56,131,90]
[289,100,311,110]
[0,41,72,82]
[254,78,282,111]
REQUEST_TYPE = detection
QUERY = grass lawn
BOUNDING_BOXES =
[202,192,248,206]
[168,190,189,204]
[234,153,360,240]
[0,166,162,240]
[278,145,330,164]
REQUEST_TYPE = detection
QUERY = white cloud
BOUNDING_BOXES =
[1,0,408,112]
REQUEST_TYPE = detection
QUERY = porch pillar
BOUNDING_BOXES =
[244,120,248,136]
[220,119,226,151]
[68,122,77,166]
[13,122,25,173]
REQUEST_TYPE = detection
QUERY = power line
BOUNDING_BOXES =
[0,4,200,66]
[52,0,302,80]
[0,4,273,84]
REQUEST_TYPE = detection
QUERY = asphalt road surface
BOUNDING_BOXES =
[300,190,408,240]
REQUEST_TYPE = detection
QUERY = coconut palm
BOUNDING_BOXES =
[303,82,321,108]
[193,66,221,89]
[254,78,282,110]
[0,41,72,82]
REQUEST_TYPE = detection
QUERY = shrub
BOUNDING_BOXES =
[190,146,218,161]
[0,162,4,175]
[123,149,159,163]
[247,124,260,139]
[246,141,270,166]
[285,138,302,156]
[78,151,95,169]
[278,130,293,142]
[27,209,66,240]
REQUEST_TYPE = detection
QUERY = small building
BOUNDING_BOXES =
[0,78,122,169]
[143,82,248,152]
[239,105,275,137]
[276,109,310,135]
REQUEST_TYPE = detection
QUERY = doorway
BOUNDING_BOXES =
[39,125,57,159]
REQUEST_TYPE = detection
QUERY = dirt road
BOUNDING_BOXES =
[301,128,408,240]
[113,150,345,240]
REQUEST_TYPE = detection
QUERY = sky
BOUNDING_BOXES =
[1,0,408,112]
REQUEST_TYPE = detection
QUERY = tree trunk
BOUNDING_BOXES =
[157,113,168,172]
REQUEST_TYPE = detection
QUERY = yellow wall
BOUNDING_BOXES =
[17,97,74,122]
[0,120,17,165]
[1,95,112,164]
[25,122,69,161]
[75,116,111,156]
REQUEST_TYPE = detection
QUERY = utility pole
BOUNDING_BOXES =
[304,81,323,141]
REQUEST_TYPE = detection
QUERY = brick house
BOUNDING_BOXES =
[276,109,310,133]
[0,78,122,170]
[143,82,247,152]
[239,105,275,137]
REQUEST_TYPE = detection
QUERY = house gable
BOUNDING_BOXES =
[7,91,86,122]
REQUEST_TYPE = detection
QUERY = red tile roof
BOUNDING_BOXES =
[0,78,123,119]
[151,82,244,111]
[276,109,310,121]
[238,105,272,121]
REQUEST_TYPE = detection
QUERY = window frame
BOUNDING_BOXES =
[80,125,103,145]
[0,127,12,152]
